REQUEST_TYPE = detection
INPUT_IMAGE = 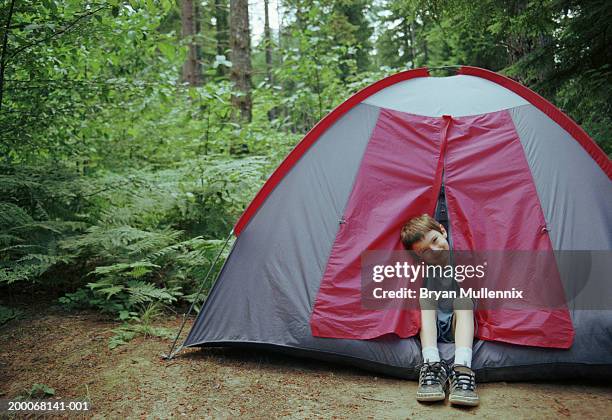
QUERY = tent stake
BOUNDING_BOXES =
[162,229,234,360]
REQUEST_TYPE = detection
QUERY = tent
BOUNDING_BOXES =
[180,66,612,381]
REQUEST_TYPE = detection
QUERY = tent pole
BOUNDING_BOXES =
[162,229,234,360]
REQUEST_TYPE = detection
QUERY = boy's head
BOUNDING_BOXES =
[400,214,449,264]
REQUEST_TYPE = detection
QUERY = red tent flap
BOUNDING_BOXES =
[310,108,443,339]
[310,108,575,349]
[444,110,574,348]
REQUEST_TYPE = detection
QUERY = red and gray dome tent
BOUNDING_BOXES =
[171,66,612,381]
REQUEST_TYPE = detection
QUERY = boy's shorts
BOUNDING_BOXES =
[437,308,455,343]
[423,274,477,343]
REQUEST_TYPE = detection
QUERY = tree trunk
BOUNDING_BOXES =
[214,0,229,77]
[402,19,411,68]
[264,0,275,120]
[409,21,416,68]
[229,0,252,122]
[295,0,304,31]
[181,0,202,86]
[276,0,283,57]
[0,0,16,112]
[295,0,305,132]
[264,0,273,85]
[505,1,529,69]
[504,0,552,86]
[277,0,288,131]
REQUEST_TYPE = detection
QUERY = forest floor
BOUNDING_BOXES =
[1,300,611,419]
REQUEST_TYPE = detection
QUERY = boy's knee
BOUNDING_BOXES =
[419,297,437,311]
[453,297,474,312]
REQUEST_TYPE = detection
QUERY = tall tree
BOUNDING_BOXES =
[264,0,275,120]
[330,0,373,75]
[264,0,273,85]
[214,0,229,77]
[229,0,252,122]
[181,0,202,86]
[0,0,15,112]
[375,1,426,69]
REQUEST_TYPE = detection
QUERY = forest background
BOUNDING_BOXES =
[1,0,610,346]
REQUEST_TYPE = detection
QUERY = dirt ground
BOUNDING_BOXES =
[1,303,611,419]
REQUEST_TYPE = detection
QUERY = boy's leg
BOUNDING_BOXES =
[416,298,448,402]
[452,297,474,367]
[449,297,479,406]
[419,298,439,362]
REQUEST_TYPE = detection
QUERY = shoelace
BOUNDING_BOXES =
[419,362,447,386]
[450,368,476,391]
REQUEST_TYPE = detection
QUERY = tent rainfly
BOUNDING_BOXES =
[177,66,612,381]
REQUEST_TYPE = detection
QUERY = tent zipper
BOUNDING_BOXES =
[437,115,453,249]
[432,115,452,211]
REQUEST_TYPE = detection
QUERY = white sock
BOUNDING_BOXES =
[422,346,440,363]
[454,347,473,368]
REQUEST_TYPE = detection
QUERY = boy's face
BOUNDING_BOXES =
[411,226,449,265]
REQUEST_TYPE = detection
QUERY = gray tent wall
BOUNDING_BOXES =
[183,72,612,381]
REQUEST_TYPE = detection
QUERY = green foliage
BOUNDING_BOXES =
[0,164,87,285]
[1,0,182,163]
[56,185,240,317]
[108,327,138,349]
[4,158,253,317]
[108,302,175,349]
[248,0,376,134]
[0,305,22,325]
[108,323,175,349]
[374,0,610,153]
[1,0,609,335]
[25,383,56,399]
[46,156,254,317]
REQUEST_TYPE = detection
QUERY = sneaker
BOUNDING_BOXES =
[416,361,449,402]
[448,364,480,406]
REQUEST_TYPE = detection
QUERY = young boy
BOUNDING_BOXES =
[400,214,479,406]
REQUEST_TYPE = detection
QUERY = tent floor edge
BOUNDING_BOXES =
[181,340,612,383]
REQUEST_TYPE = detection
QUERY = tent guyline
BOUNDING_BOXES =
[162,229,234,361]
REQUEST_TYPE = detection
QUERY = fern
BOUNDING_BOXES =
[91,261,160,278]
[87,280,125,300]
[126,228,183,257]
[62,225,182,260]
[126,280,179,306]
[2,159,252,319]
[108,323,174,349]
[0,244,46,253]
[0,175,41,192]
[0,203,33,227]
[0,234,22,246]
[108,302,175,349]
[0,170,85,285]
[0,254,72,284]
[108,328,138,349]
[8,220,86,235]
